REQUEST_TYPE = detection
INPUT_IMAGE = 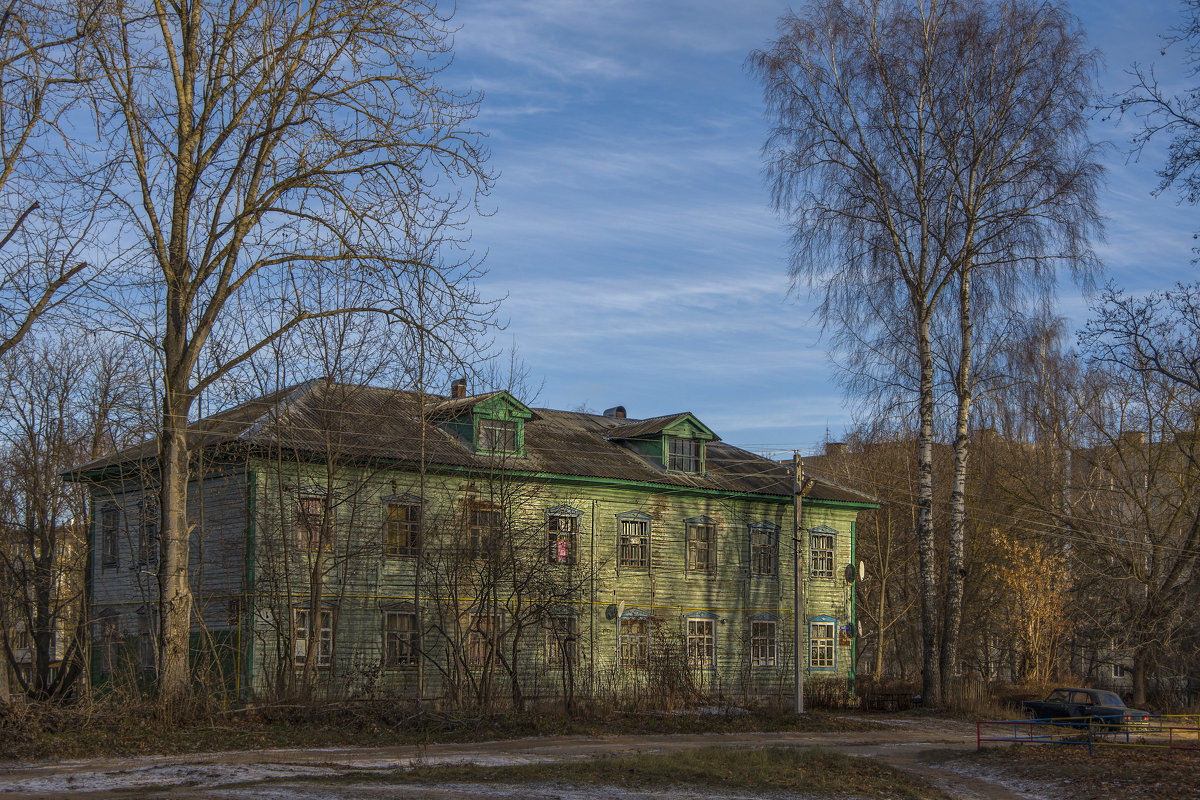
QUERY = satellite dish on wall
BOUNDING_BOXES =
[605,604,618,620]
[617,601,626,619]
[859,560,866,581]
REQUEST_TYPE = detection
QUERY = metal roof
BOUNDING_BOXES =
[72,381,874,504]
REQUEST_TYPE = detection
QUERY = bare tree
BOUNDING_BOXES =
[1109,0,1200,237]
[83,0,494,707]
[750,0,1101,705]
[0,1,97,359]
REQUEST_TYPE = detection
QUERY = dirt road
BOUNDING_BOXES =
[0,718,1053,800]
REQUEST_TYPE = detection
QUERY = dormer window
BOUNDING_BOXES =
[478,417,518,453]
[668,437,700,473]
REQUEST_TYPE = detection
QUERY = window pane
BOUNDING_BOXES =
[668,437,699,472]
[386,502,420,556]
[548,514,578,564]
[619,519,649,568]
[687,523,715,572]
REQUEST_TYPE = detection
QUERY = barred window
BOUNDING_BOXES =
[750,620,777,667]
[619,519,649,569]
[385,501,421,557]
[809,620,835,670]
[619,617,649,668]
[809,531,835,579]
[686,522,715,573]
[686,618,715,669]
[384,611,419,668]
[548,514,578,565]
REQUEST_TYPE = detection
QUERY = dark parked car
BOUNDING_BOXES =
[1022,687,1150,725]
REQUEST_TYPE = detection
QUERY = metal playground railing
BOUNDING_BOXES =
[977,715,1200,756]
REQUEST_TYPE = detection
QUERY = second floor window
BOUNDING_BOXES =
[686,521,716,573]
[297,495,331,550]
[100,504,120,568]
[750,524,777,576]
[469,504,502,559]
[810,531,835,579]
[385,501,421,557]
[547,514,578,564]
[619,518,649,569]
[138,497,159,566]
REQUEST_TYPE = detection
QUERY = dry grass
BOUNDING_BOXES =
[326,745,950,799]
[961,744,1200,800]
[0,700,881,762]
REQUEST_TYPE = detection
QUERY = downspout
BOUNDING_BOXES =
[243,470,257,699]
[590,499,596,695]
[849,520,856,690]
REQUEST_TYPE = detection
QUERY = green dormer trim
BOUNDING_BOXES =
[609,412,717,475]
[472,392,532,457]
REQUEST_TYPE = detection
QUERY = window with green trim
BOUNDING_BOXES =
[668,436,700,472]
[478,418,517,452]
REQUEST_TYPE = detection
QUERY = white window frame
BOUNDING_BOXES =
[686,616,716,670]
[750,618,777,667]
[809,618,836,670]
[294,608,334,668]
[809,529,836,580]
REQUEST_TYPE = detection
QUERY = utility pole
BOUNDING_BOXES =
[793,450,804,715]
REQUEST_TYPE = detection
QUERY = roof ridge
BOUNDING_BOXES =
[237,378,324,441]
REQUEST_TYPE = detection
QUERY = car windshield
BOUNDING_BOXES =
[1093,691,1125,707]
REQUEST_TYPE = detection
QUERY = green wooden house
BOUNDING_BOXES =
[75,379,875,706]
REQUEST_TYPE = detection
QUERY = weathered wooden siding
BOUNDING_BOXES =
[243,459,865,703]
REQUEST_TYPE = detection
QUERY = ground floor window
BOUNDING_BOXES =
[384,611,419,668]
[750,619,777,667]
[619,616,649,668]
[294,608,333,667]
[809,619,835,670]
[545,613,578,668]
[467,613,501,667]
[686,617,715,669]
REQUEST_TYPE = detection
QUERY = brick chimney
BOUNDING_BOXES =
[450,378,467,399]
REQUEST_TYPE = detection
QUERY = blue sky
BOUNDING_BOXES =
[447,0,1198,456]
